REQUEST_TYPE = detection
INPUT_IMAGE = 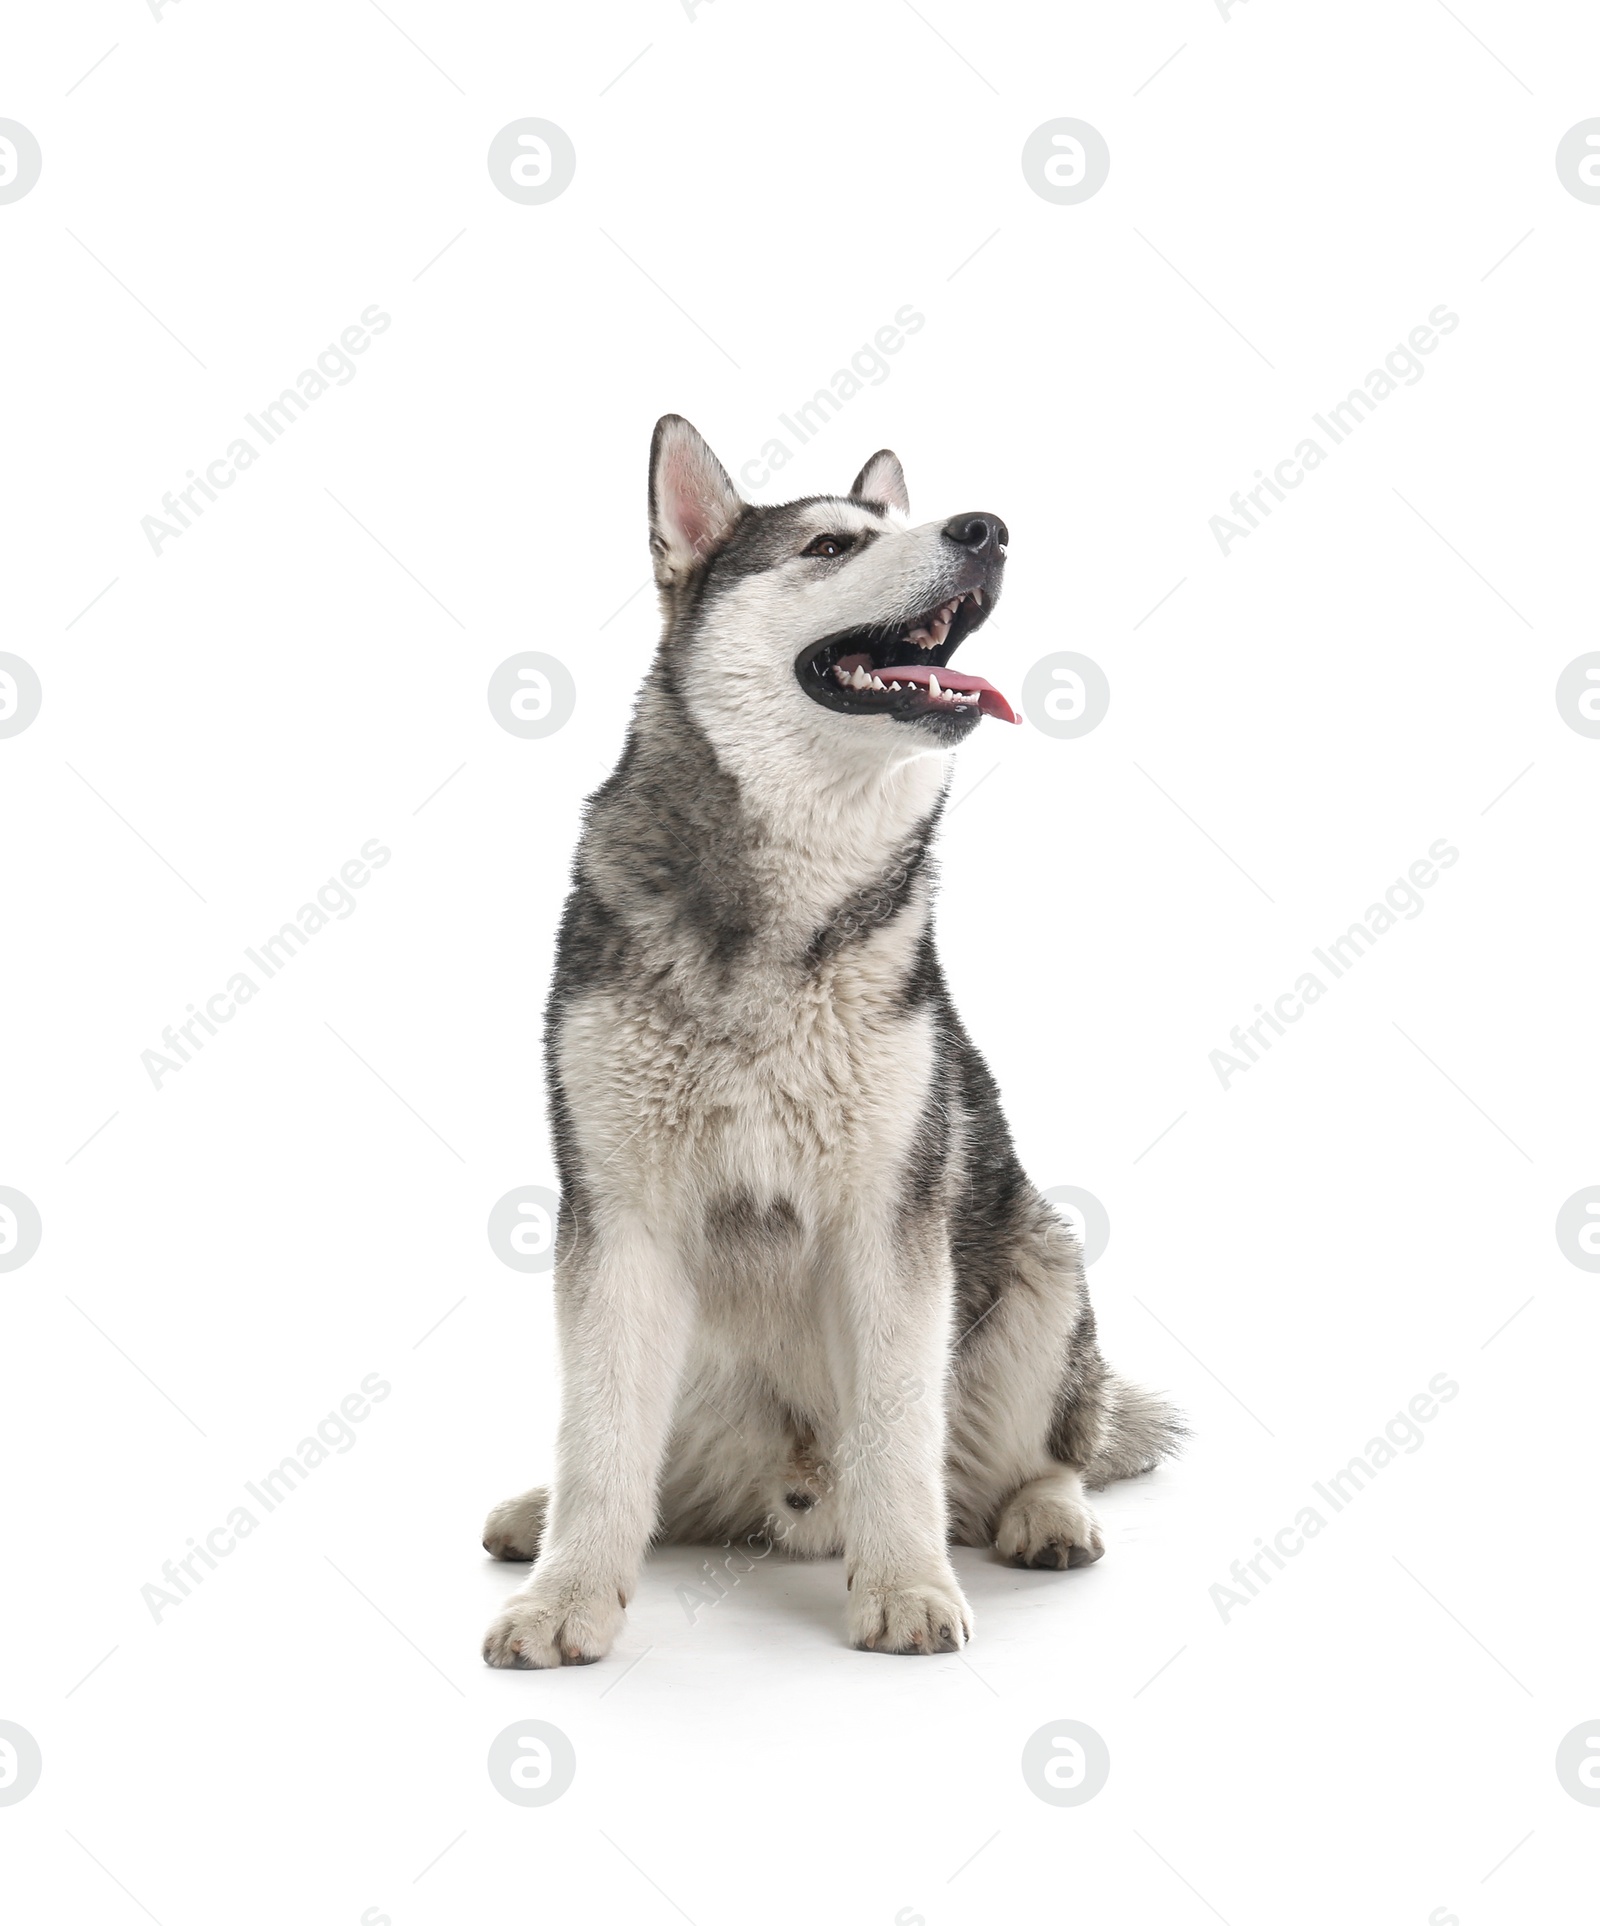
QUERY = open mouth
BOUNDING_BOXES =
[794,588,1017,728]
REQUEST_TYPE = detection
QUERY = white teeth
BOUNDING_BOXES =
[870,675,885,690]
[851,666,871,689]
[904,596,971,650]
[890,681,902,690]
[927,672,941,698]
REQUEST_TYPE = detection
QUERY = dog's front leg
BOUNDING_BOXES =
[825,1217,971,1654]
[483,1211,691,1668]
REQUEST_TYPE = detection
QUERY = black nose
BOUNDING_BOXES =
[942,511,1008,553]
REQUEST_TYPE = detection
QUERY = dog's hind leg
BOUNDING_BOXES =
[482,1486,548,1562]
[995,1367,1183,1565]
[946,1190,1181,1565]
[994,1466,1105,1569]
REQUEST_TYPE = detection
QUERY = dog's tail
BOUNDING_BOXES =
[1084,1373,1186,1489]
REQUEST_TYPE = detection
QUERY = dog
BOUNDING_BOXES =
[481,416,1182,1664]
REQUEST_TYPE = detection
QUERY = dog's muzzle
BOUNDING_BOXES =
[793,520,1015,733]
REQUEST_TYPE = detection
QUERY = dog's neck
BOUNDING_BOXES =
[580,670,949,1000]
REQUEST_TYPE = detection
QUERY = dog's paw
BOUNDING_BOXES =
[848,1570,972,1655]
[996,1479,1105,1570]
[482,1486,549,1562]
[482,1577,624,1669]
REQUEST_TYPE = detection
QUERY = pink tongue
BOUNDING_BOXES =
[882,662,1019,725]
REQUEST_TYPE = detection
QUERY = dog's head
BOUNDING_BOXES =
[647,417,1016,778]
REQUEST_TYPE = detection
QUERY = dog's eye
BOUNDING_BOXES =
[802,534,853,559]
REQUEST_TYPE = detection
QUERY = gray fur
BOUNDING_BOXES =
[482,417,1182,1666]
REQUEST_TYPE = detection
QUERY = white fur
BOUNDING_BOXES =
[482,437,1130,1668]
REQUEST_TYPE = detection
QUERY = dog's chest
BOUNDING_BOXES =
[560,939,936,1210]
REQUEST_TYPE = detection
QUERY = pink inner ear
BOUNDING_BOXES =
[663,450,712,551]
[662,445,732,556]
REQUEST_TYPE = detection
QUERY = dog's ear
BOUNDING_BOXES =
[649,416,744,585]
[849,449,909,515]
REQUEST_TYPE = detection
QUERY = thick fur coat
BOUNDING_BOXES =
[482,418,1181,1665]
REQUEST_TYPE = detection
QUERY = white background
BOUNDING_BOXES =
[3,2,1597,1921]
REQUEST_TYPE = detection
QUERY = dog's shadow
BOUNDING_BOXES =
[481,1540,1091,1660]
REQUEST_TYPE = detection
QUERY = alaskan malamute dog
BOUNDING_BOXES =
[482,417,1181,1665]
